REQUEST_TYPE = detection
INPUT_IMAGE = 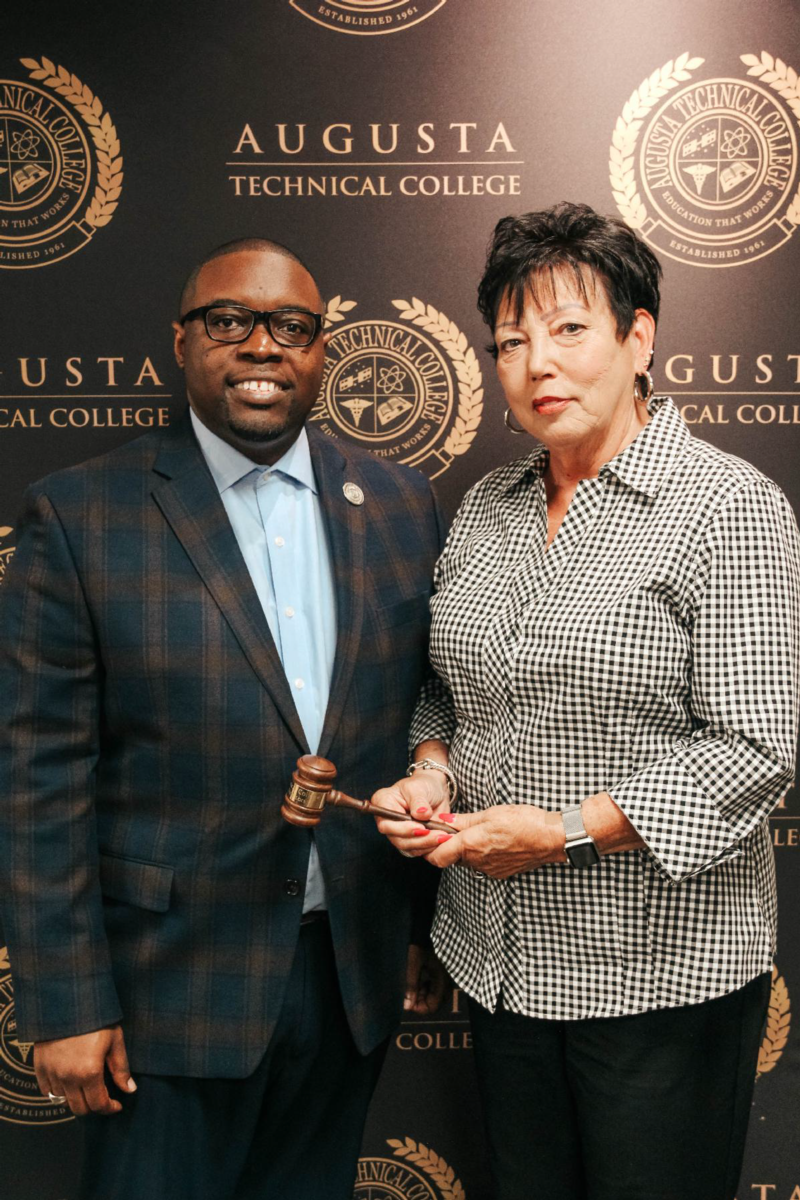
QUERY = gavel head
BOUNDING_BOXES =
[281,755,338,827]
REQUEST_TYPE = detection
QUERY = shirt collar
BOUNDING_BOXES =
[190,409,318,495]
[499,397,688,499]
[600,396,689,497]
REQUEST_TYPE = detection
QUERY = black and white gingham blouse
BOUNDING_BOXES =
[411,397,800,1019]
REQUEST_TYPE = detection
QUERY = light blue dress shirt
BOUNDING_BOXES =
[191,410,336,912]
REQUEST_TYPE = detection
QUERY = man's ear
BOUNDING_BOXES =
[172,321,186,369]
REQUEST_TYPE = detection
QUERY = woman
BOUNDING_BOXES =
[374,202,800,1200]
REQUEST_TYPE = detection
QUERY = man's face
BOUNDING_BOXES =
[173,249,328,464]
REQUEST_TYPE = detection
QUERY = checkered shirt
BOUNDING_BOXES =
[410,397,800,1019]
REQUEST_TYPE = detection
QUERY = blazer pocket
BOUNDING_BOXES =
[98,852,174,913]
[374,592,430,630]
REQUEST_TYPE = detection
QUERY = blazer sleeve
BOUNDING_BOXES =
[609,480,800,883]
[0,487,123,1041]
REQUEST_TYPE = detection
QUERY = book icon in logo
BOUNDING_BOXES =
[13,162,49,196]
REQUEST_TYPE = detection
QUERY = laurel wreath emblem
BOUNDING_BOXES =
[391,299,483,458]
[324,295,359,327]
[0,526,15,587]
[741,51,800,226]
[0,946,9,973]
[387,1137,465,1200]
[609,52,705,229]
[756,964,791,1079]
[19,57,123,231]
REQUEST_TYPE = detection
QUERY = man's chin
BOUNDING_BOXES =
[226,415,291,445]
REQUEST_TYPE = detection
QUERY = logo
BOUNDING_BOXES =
[610,50,800,266]
[314,296,483,478]
[290,0,447,36]
[1,57,123,268]
[0,526,14,584]
[756,964,791,1079]
[355,1139,464,1199]
[0,947,71,1124]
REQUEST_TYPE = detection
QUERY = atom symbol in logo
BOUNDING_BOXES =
[378,364,406,394]
[721,126,752,158]
[10,129,41,160]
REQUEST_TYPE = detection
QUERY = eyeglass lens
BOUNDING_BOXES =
[205,307,317,346]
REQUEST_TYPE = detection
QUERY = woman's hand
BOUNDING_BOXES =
[371,768,454,858]
[422,804,567,878]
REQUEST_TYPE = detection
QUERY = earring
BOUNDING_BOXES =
[634,369,654,405]
[504,407,526,434]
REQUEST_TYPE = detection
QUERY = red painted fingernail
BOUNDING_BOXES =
[436,834,452,844]
[412,828,427,837]
[441,813,456,823]
[415,807,428,816]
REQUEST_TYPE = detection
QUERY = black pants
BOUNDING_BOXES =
[79,917,387,1200]
[468,971,771,1200]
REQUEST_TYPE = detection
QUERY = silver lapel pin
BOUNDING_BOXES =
[343,482,364,506]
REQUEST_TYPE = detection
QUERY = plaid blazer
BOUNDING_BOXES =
[0,410,443,1077]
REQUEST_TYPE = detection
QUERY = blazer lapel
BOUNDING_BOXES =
[309,431,366,760]
[150,411,309,752]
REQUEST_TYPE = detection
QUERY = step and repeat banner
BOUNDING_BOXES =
[2,2,799,1197]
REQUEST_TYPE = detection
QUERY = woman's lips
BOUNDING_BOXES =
[532,397,573,415]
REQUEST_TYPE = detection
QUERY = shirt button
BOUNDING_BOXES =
[284,879,302,897]
[294,677,305,690]
[284,606,295,618]
[274,536,285,547]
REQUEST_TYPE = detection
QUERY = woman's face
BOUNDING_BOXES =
[493,269,655,456]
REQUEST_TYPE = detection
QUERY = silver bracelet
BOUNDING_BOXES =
[406,758,458,805]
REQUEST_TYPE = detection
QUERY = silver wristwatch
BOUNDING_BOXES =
[561,804,600,869]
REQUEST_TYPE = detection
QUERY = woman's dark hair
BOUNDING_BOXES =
[477,202,662,355]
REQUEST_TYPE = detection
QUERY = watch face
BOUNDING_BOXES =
[566,839,601,869]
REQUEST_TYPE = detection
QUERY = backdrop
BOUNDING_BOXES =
[2,2,798,1197]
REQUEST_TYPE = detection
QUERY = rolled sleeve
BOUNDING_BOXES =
[610,480,800,883]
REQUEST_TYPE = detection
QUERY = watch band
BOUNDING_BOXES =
[561,804,601,869]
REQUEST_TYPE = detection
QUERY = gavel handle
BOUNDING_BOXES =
[329,789,454,834]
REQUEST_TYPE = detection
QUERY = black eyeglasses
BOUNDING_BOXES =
[180,305,324,347]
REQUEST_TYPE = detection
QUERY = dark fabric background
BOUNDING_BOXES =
[2,2,798,1196]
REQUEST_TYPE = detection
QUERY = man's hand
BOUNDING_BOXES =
[34,1025,136,1117]
[404,945,449,1015]
[423,805,566,878]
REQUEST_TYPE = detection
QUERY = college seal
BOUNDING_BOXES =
[355,1138,464,1199]
[314,296,482,479]
[0,56,123,269]
[610,50,800,266]
[289,0,448,36]
[0,947,71,1124]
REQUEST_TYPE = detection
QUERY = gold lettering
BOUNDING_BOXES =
[97,357,124,386]
[665,354,694,384]
[416,122,435,153]
[233,124,262,154]
[449,122,477,153]
[486,121,516,153]
[134,357,164,387]
[19,357,47,387]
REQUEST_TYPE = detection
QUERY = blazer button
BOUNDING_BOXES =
[284,878,302,897]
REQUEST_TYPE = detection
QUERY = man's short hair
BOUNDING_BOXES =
[179,238,319,315]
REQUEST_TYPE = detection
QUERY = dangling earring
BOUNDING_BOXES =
[634,369,654,405]
[504,407,526,434]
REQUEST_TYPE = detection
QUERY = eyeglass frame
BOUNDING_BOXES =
[179,304,324,347]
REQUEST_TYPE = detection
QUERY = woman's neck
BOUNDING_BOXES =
[545,403,650,491]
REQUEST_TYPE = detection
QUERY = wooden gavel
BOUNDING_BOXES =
[281,755,454,833]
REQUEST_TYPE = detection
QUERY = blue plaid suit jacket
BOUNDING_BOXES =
[0,410,443,1077]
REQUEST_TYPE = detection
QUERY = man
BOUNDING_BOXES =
[0,239,444,1199]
